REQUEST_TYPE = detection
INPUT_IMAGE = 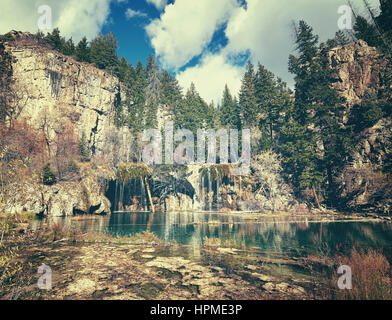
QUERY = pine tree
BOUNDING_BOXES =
[79,131,90,162]
[176,83,211,134]
[255,63,277,150]
[126,60,147,132]
[116,56,129,83]
[144,55,161,128]
[89,32,119,71]
[349,90,384,134]
[326,31,351,48]
[283,20,347,207]
[46,28,63,52]
[42,163,56,185]
[353,16,382,47]
[75,37,91,63]
[160,70,183,117]
[239,62,257,127]
[220,85,241,130]
[62,38,75,56]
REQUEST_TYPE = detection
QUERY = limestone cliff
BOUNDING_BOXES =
[4,34,127,157]
[0,32,133,217]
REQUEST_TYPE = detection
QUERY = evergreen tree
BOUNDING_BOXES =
[89,32,119,71]
[160,70,183,117]
[42,163,56,185]
[62,37,75,56]
[220,85,241,130]
[79,131,90,162]
[144,55,161,127]
[176,83,212,134]
[239,62,258,127]
[349,90,384,134]
[75,37,91,63]
[116,56,129,83]
[126,60,147,132]
[353,16,382,47]
[377,0,392,40]
[326,31,351,49]
[283,20,347,207]
[46,28,63,51]
[255,63,277,150]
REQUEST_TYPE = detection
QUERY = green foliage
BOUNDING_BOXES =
[349,90,384,134]
[75,37,90,63]
[326,31,351,49]
[354,16,382,48]
[160,70,183,117]
[79,131,90,162]
[220,85,241,130]
[281,20,348,205]
[239,62,258,127]
[89,32,119,71]
[116,162,152,184]
[144,55,161,128]
[116,56,129,82]
[62,38,75,56]
[42,163,56,185]
[175,83,213,134]
[45,28,63,51]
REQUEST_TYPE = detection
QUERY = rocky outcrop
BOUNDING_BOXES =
[334,118,392,213]
[328,41,392,214]
[328,40,385,108]
[2,163,114,217]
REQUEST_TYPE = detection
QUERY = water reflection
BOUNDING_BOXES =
[70,212,392,258]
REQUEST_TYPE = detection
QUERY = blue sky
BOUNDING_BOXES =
[0,0,381,103]
[102,0,162,67]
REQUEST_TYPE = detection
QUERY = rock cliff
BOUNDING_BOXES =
[328,40,392,213]
[0,32,133,217]
[328,40,385,108]
[5,35,125,156]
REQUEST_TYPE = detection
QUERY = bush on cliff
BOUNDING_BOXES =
[42,163,56,185]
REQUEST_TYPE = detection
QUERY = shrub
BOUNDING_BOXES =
[334,248,392,300]
[42,163,56,185]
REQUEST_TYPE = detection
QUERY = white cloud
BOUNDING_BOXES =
[0,0,120,42]
[176,53,244,105]
[146,0,168,10]
[147,0,380,102]
[145,0,240,70]
[223,0,381,87]
[125,8,147,19]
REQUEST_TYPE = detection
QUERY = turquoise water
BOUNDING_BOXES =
[70,212,392,258]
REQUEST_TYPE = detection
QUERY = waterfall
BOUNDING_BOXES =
[114,180,118,212]
[141,178,146,211]
[208,168,212,212]
[216,168,220,212]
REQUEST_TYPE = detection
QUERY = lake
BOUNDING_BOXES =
[66,212,392,259]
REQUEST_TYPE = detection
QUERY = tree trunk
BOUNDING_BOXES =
[312,186,321,210]
[145,176,155,213]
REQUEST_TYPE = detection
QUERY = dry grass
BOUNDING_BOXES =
[203,236,221,247]
[334,248,392,300]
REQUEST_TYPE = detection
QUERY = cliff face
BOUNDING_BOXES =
[5,42,123,156]
[0,35,133,217]
[328,40,385,108]
[328,41,392,213]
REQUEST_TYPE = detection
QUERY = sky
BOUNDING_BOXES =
[0,0,381,104]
